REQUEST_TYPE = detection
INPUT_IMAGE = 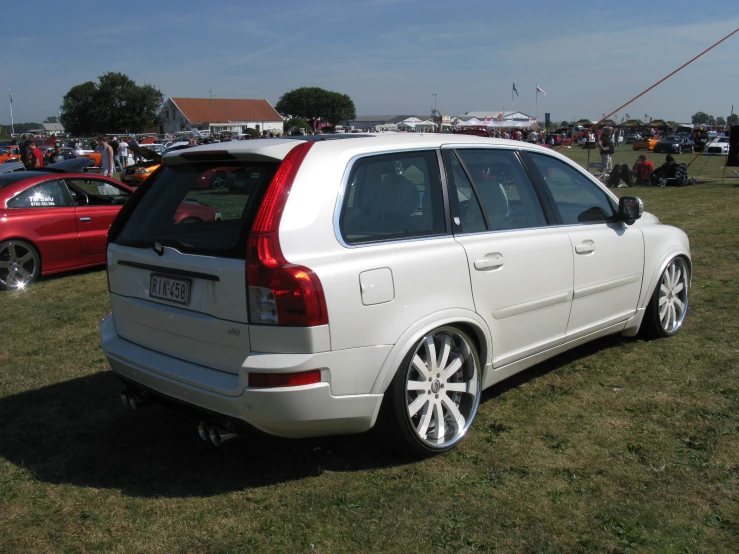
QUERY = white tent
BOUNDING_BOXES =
[486,120,539,130]
[458,117,483,127]
[397,118,436,131]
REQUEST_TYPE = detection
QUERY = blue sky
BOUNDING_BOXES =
[2,0,738,124]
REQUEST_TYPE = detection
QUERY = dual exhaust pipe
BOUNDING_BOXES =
[198,421,237,446]
[120,388,147,410]
[120,388,237,446]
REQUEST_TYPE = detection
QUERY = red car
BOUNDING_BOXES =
[0,172,220,289]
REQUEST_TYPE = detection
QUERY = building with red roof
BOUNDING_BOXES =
[158,97,283,136]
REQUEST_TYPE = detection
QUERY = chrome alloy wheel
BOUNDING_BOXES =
[0,240,39,290]
[658,257,689,334]
[404,328,481,449]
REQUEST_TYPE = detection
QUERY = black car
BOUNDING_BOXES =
[654,135,695,154]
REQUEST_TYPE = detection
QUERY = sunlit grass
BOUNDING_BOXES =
[0,147,737,553]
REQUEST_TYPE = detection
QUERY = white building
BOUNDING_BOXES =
[158,97,283,135]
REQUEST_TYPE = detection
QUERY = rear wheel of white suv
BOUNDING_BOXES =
[384,326,482,456]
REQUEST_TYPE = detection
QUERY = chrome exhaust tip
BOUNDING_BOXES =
[121,388,146,410]
[208,425,237,446]
[197,422,210,442]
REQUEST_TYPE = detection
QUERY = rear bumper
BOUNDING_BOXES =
[100,315,384,438]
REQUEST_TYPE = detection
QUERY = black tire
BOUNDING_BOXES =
[0,239,41,290]
[640,257,690,339]
[378,326,482,457]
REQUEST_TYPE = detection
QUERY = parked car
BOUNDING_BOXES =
[624,133,641,144]
[703,136,729,156]
[101,135,691,455]
[632,137,659,151]
[0,145,20,164]
[653,135,695,154]
[120,145,163,187]
[0,173,220,290]
[43,158,97,173]
[0,162,25,174]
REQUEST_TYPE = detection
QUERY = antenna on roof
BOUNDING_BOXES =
[209,88,214,104]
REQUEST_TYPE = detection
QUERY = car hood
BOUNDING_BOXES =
[129,145,162,161]
[43,158,96,173]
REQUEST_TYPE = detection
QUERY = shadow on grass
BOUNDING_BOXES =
[0,335,627,498]
[0,371,410,498]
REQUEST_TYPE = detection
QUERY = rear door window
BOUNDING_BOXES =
[113,161,278,258]
[7,180,73,208]
[339,150,446,244]
[449,149,548,232]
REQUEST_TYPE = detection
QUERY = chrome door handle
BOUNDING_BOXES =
[79,217,91,222]
[575,240,595,254]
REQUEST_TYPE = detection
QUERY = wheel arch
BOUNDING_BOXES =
[370,308,492,396]
[640,248,692,312]
[0,236,43,273]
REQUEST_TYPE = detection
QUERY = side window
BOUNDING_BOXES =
[66,178,131,206]
[527,153,616,225]
[7,180,73,208]
[339,150,445,244]
[447,149,548,233]
[444,151,486,234]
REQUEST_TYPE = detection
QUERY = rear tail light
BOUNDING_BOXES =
[249,369,321,388]
[246,141,328,327]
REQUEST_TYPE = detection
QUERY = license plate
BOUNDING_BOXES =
[150,273,191,305]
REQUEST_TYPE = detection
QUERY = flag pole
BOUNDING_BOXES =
[8,90,14,136]
[535,83,538,122]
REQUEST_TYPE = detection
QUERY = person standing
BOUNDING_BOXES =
[118,137,129,169]
[110,137,122,173]
[27,140,44,168]
[47,144,63,164]
[98,135,115,177]
[598,128,615,173]
[128,135,141,163]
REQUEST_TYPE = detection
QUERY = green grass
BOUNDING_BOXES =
[1,147,738,553]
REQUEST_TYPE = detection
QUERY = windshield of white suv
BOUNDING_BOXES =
[113,161,279,258]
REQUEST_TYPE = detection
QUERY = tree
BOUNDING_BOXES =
[244,127,260,139]
[716,116,726,127]
[60,72,163,135]
[276,87,356,127]
[283,118,312,134]
[728,114,739,126]
[691,111,712,125]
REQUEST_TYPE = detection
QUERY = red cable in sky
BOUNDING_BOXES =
[557,26,739,151]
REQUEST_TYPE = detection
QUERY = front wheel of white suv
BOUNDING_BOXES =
[382,326,482,456]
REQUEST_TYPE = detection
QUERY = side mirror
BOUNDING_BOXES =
[618,196,643,225]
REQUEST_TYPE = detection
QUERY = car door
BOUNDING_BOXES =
[442,147,574,368]
[524,152,644,337]
[65,177,131,259]
[5,179,79,271]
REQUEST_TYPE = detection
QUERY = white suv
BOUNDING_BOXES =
[100,134,691,455]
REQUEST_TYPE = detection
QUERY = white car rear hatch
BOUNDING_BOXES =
[106,140,305,375]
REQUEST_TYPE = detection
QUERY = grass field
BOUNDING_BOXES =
[1,145,738,553]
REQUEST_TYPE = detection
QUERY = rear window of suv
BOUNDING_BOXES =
[339,150,446,244]
[113,161,279,258]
